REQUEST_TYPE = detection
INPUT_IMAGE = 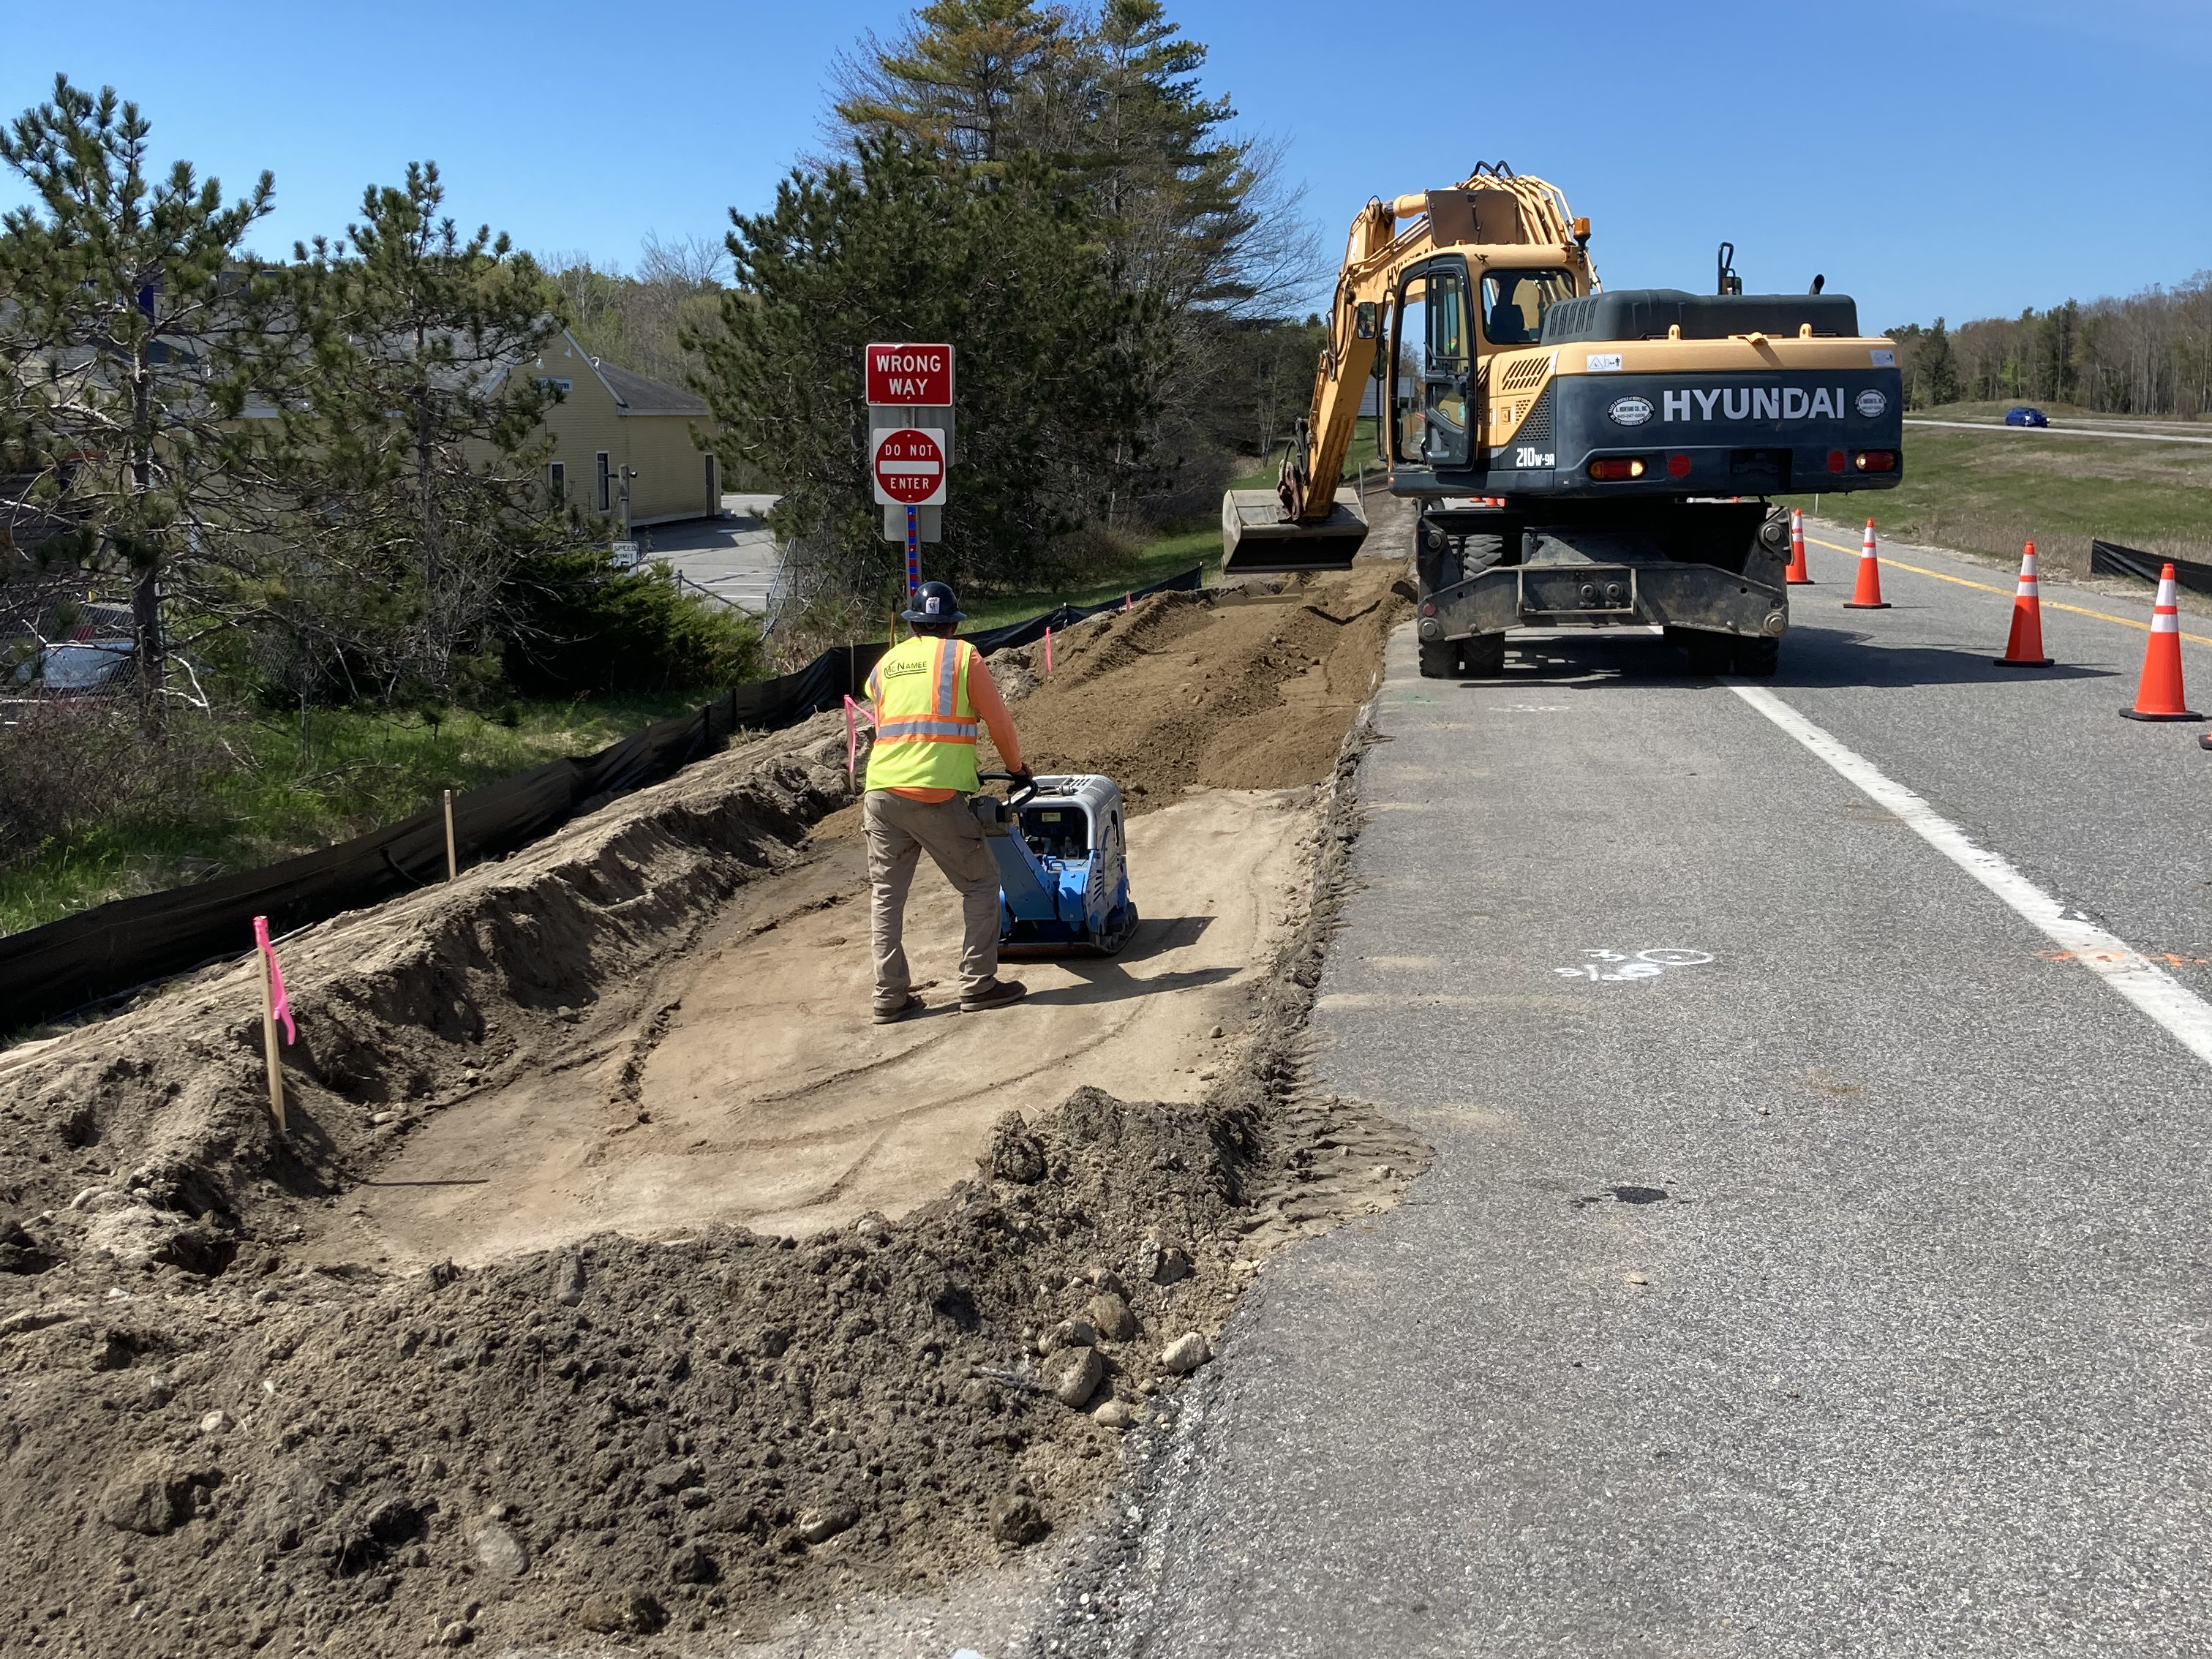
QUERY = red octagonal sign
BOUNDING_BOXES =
[873,427,947,507]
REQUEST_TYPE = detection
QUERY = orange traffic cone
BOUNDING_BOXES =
[2123,563,2202,721]
[1785,509,1811,584]
[1993,541,2053,666]
[1843,519,1890,609]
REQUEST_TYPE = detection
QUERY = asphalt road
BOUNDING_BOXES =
[1103,529,2212,1655]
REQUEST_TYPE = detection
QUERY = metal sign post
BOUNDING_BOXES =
[906,505,919,595]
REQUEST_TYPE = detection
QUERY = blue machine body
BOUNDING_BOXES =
[971,774,1137,955]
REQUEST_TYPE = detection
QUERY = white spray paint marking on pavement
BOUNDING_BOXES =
[1555,948,1715,982]
[1731,682,2212,1070]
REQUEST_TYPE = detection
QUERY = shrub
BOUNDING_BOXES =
[502,551,764,697]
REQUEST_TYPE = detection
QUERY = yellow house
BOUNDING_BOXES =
[505,331,720,528]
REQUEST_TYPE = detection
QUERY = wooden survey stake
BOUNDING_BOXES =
[258,948,287,1132]
[443,789,458,882]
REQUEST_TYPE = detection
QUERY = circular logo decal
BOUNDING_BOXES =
[1856,389,1889,418]
[1607,396,1655,426]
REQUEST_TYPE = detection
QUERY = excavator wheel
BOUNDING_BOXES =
[1666,626,1736,676]
[1460,632,1508,679]
[1418,639,1462,680]
[1732,637,1780,678]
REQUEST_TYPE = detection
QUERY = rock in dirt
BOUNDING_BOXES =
[550,1253,587,1306]
[98,1458,211,1535]
[991,1493,1050,1546]
[1043,1343,1105,1407]
[668,1542,718,1584]
[437,1620,474,1647]
[797,1502,859,1545]
[472,1522,529,1577]
[1040,1318,1096,1354]
[0,1217,55,1274]
[1160,1331,1212,1374]
[1092,1399,1137,1430]
[1140,1238,1193,1284]
[87,1327,140,1372]
[1086,1292,1138,1340]
[987,1112,1047,1184]
[578,1590,666,1635]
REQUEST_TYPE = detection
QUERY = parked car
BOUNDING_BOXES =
[2005,406,2050,427]
[8,638,135,694]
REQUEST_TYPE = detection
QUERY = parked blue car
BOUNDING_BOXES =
[2005,406,2049,427]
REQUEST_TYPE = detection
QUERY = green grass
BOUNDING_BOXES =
[1784,405,2212,577]
[0,692,700,937]
[959,527,1223,633]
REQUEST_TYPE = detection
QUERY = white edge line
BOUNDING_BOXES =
[1729,682,2212,1070]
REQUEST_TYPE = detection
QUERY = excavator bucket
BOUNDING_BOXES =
[1221,489,1369,575]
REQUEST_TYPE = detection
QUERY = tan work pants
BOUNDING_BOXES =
[863,790,1002,1010]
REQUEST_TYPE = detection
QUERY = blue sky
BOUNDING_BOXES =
[2,0,2205,331]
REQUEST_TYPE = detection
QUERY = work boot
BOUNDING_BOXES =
[872,994,925,1025]
[959,979,1028,1014]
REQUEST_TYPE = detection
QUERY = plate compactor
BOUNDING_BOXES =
[971,772,1137,956]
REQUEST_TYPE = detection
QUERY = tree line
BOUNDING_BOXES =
[1889,271,2212,417]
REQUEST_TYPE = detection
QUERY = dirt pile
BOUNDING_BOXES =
[0,1088,1279,1656]
[988,565,1402,810]
[0,543,1426,1655]
[0,720,857,1266]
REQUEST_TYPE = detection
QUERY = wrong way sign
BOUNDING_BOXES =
[872,427,947,507]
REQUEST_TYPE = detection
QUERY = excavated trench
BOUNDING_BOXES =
[0,552,1426,1657]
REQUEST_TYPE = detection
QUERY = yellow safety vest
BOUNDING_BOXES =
[865,634,980,792]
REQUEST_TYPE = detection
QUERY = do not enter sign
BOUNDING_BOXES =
[873,427,947,507]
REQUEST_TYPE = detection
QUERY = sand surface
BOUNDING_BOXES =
[304,789,1311,1266]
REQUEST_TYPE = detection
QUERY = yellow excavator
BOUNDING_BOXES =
[1222,162,1904,677]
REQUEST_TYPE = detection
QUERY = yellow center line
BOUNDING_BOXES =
[1804,535,2212,647]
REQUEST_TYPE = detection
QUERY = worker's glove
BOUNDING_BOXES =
[1009,766,1036,790]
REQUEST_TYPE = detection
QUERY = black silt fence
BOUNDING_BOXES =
[2089,540,2212,597]
[0,565,1204,1030]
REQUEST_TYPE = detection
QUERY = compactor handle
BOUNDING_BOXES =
[978,769,1038,807]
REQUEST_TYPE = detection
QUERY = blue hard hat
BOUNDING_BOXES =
[900,580,966,625]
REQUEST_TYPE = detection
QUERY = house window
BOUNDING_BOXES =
[704,454,717,507]
[595,452,611,513]
[549,461,565,508]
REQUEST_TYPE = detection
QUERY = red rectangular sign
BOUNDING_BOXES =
[865,342,954,406]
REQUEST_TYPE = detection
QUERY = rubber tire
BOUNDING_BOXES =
[1669,628,1734,676]
[1733,637,1780,678]
[1459,632,1508,679]
[1418,639,1461,680]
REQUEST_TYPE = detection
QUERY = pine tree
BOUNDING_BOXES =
[694,135,1164,628]
[832,0,1069,168]
[1919,317,1960,409]
[283,162,573,701]
[0,75,287,710]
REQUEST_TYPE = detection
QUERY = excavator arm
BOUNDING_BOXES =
[1223,165,1597,573]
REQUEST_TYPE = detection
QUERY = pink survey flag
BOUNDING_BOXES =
[252,915,296,1044]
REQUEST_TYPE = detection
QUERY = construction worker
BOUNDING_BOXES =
[861,579,1031,1023]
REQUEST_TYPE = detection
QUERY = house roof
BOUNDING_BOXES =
[594,358,709,418]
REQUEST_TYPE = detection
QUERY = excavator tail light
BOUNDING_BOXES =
[1587,457,1647,481]
[1854,451,1897,473]
[1666,454,1693,479]
[1827,450,1848,473]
